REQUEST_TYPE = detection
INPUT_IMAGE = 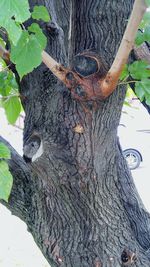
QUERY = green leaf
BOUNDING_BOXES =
[31,5,50,22]
[135,79,150,101]
[0,160,13,202]
[144,26,150,41]
[145,0,150,7]
[135,81,145,101]
[0,18,22,45]
[0,72,8,91]
[7,72,18,91]
[135,31,145,46]
[11,30,46,78]
[129,61,150,79]
[0,37,5,48]
[141,79,150,94]
[119,64,129,81]
[0,0,30,23]
[2,96,21,124]
[28,23,47,50]
[0,71,18,96]
[0,72,11,96]
[136,26,150,46]
[139,11,150,29]
[145,93,150,105]
[0,143,11,159]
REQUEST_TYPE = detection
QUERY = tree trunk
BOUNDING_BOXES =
[1,0,150,266]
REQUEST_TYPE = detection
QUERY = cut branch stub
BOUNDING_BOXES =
[65,51,109,101]
[72,51,107,78]
[42,0,147,102]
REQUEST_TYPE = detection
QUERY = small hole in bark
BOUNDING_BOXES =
[121,250,129,263]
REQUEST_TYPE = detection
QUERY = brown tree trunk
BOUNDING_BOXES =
[1,0,150,266]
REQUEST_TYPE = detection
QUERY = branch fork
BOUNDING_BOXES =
[42,0,147,101]
[0,0,147,102]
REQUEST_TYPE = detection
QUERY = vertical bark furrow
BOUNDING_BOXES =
[69,0,133,64]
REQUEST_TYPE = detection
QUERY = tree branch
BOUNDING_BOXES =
[101,0,147,98]
[0,136,32,222]
[0,45,70,86]
[133,42,150,63]
[41,0,147,101]
[0,0,147,102]
[41,50,70,86]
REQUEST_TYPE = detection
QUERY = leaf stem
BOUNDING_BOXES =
[118,80,137,85]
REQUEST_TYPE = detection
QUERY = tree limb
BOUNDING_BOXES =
[0,136,32,222]
[0,0,147,102]
[42,0,147,101]
[42,50,70,86]
[0,44,70,86]
[101,0,147,98]
[134,42,150,63]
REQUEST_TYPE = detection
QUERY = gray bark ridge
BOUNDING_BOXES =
[1,0,150,266]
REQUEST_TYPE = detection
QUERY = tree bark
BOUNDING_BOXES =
[1,0,150,266]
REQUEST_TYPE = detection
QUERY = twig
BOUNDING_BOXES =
[118,80,137,86]
[0,94,19,100]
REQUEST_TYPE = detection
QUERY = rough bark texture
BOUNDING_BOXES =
[1,1,150,266]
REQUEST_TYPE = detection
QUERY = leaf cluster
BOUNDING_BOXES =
[0,0,50,79]
[0,2,50,124]
[0,142,13,202]
[120,60,150,105]
[121,10,150,106]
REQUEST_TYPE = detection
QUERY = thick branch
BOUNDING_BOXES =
[101,0,147,98]
[42,0,147,101]
[0,0,147,103]
[0,136,32,222]
[110,0,147,76]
